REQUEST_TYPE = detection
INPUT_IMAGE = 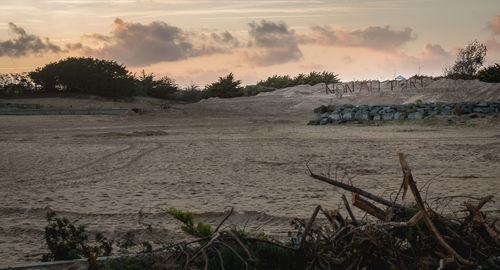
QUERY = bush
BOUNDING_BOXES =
[0,73,37,96]
[445,40,487,79]
[43,211,113,262]
[135,71,179,99]
[203,73,243,98]
[29,57,136,97]
[257,71,339,89]
[476,63,500,83]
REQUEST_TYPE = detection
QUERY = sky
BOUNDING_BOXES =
[0,0,499,86]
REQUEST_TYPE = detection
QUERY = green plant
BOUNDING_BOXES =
[165,207,213,238]
[29,57,136,97]
[445,40,487,79]
[42,211,113,268]
[203,73,243,99]
[257,71,339,89]
[476,63,500,83]
[135,70,179,99]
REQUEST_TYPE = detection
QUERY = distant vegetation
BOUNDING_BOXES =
[1,51,498,101]
[30,57,136,97]
[257,71,339,89]
[1,57,333,101]
[476,63,500,83]
[444,40,499,82]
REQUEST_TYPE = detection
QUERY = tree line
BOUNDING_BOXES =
[0,40,498,100]
[0,57,339,101]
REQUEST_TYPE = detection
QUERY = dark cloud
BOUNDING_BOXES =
[487,14,500,35]
[0,22,61,57]
[77,18,239,66]
[422,43,451,58]
[247,20,302,66]
[299,25,416,50]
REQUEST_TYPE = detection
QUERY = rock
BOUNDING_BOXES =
[320,118,328,125]
[314,113,322,121]
[441,110,452,116]
[373,115,382,121]
[369,108,380,116]
[313,105,327,113]
[321,112,330,118]
[428,110,439,116]
[408,112,423,119]
[328,113,342,121]
[394,112,406,120]
[473,107,494,114]
[343,110,354,120]
[327,104,336,112]
[382,113,394,120]
[477,102,489,107]
[355,110,370,121]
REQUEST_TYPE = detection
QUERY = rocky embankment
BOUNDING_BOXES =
[310,101,500,125]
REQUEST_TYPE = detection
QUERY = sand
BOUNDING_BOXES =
[1,79,500,265]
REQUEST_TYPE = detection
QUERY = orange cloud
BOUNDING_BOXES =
[487,14,500,35]
[299,25,417,51]
[0,23,62,57]
[73,18,240,66]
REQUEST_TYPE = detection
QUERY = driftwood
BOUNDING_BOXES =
[308,171,406,211]
[342,194,359,226]
[301,152,499,269]
[351,193,387,220]
[398,152,473,266]
[128,153,498,270]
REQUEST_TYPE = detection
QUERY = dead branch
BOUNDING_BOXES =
[300,205,321,250]
[342,194,359,226]
[309,171,406,210]
[352,193,387,221]
[398,152,474,266]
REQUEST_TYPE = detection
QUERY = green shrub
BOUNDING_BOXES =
[444,40,487,79]
[135,71,179,99]
[165,207,213,238]
[42,211,113,262]
[476,63,500,83]
[203,73,243,98]
[29,57,136,97]
[257,71,339,89]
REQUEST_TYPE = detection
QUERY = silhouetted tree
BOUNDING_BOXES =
[203,73,243,98]
[445,40,487,79]
[29,57,135,97]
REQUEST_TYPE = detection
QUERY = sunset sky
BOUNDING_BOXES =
[1,0,499,86]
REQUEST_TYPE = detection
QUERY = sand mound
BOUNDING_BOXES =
[183,79,500,116]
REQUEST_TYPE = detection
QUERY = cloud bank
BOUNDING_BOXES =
[299,25,417,50]
[246,20,302,66]
[0,23,61,57]
[74,18,240,66]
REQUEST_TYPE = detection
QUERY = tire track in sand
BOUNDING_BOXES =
[33,142,162,188]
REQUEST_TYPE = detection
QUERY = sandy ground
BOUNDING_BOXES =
[1,80,500,265]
